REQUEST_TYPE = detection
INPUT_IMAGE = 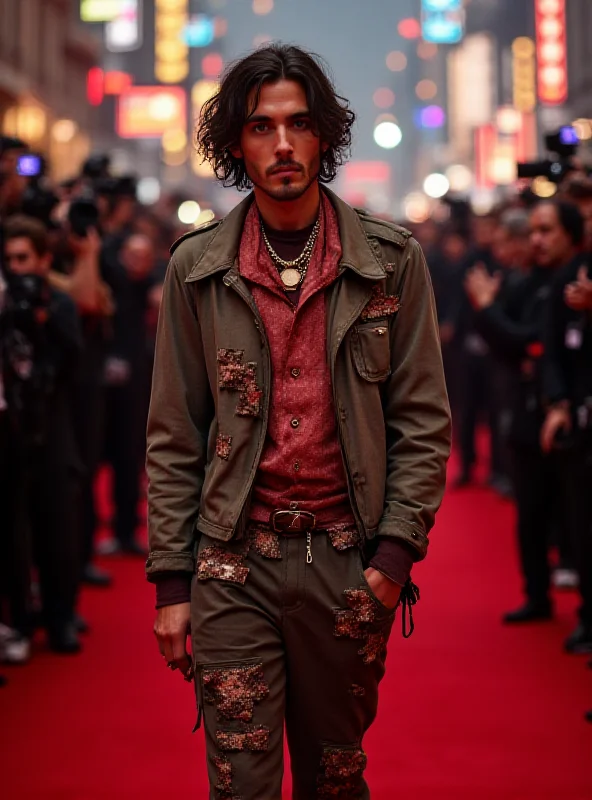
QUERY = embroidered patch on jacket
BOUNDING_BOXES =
[333,588,389,665]
[349,684,366,697]
[216,725,270,753]
[360,284,401,321]
[384,263,396,274]
[197,546,249,585]
[203,663,269,723]
[216,433,233,461]
[212,755,240,799]
[247,524,282,560]
[218,348,262,417]
[327,524,360,552]
[317,746,367,798]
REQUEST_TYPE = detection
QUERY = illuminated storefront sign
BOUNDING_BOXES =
[535,0,567,105]
[512,37,536,112]
[421,0,464,44]
[106,0,142,53]
[117,86,187,138]
[80,0,126,22]
[155,0,189,84]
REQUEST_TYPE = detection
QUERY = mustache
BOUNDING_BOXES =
[267,162,304,176]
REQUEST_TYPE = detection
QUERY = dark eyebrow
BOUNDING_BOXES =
[247,110,311,124]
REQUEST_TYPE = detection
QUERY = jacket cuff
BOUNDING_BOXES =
[154,573,193,608]
[145,550,196,582]
[369,538,415,587]
[376,515,428,559]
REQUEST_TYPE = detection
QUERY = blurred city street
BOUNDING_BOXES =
[1,0,592,797]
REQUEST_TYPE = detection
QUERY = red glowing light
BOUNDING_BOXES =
[202,53,224,79]
[535,0,567,105]
[87,67,104,106]
[104,71,133,95]
[398,18,421,40]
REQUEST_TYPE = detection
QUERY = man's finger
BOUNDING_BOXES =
[577,266,588,283]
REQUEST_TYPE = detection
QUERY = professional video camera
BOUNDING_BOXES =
[517,126,580,184]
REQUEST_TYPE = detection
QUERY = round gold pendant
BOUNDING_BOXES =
[280,268,302,289]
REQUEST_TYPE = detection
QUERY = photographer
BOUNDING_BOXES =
[1,215,83,656]
[50,193,115,589]
[541,208,592,655]
[464,201,584,625]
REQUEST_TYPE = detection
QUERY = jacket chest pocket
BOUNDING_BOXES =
[351,322,391,382]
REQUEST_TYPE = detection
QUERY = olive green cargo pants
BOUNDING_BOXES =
[191,524,396,799]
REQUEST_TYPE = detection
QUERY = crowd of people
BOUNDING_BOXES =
[415,170,592,721]
[0,135,195,681]
[1,133,591,722]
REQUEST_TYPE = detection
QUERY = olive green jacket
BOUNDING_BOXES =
[145,188,451,580]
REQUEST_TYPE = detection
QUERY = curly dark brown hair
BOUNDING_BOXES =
[196,43,356,190]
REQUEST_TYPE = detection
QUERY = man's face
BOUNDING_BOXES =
[232,79,325,202]
[529,204,574,268]
[121,234,154,281]
[5,237,50,276]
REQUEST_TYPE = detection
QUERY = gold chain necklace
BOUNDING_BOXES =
[261,216,321,291]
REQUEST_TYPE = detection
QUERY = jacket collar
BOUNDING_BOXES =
[186,186,385,282]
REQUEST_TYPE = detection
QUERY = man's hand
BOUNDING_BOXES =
[154,602,192,680]
[564,267,592,311]
[364,568,401,609]
[464,263,502,310]
[540,405,571,453]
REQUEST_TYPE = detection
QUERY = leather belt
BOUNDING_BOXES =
[270,509,316,535]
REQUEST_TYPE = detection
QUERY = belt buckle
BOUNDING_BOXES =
[270,509,316,534]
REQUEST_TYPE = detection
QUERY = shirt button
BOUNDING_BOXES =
[293,461,300,472]
[290,367,301,378]
[290,418,300,429]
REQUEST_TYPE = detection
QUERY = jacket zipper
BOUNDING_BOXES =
[223,269,271,538]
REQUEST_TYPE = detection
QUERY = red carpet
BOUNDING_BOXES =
[2,470,591,798]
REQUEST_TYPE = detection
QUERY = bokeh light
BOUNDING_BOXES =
[423,173,450,199]
[445,164,473,192]
[178,200,202,225]
[404,192,430,223]
[417,41,438,60]
[253,0,273,15]
[162,128,187,153]
[415,105,446,129]
[202,53,224,79]
[415,80,437,101]
[137,177,161,206]
[531,176,557,198]
[374,120,402,149]
[398,18,421,39]
[373,88,395,109]
[386,51,407,72]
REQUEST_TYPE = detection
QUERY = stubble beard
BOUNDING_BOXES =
[249,155,322,203]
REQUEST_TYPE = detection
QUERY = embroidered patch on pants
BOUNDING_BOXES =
[247,524,282,559]
[326,524,360,552]
[203,663,269,723]
[360,284,400,321]
[216,433,233,460]
[197,546,249,585]
[218,348,263,417]
[212,754,240,799]
[317,746,367,798]
[334,588,389,665]
[216,725,270,752]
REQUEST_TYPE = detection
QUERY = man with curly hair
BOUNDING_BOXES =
[147,44,450,798]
